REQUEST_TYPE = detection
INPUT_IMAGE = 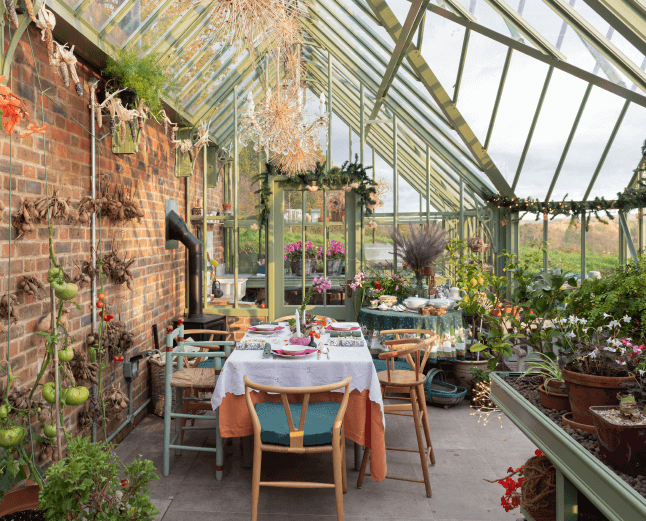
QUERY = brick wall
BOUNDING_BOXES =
[0,26,226,449]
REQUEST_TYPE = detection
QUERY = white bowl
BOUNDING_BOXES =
[403,297,428,310]
[429,299,452,309]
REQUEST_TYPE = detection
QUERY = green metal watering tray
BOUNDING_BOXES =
[490,372,646,521]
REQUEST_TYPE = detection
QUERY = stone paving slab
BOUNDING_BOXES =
[119,401,535,521]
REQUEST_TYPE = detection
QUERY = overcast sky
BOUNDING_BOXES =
[315,0,646,211]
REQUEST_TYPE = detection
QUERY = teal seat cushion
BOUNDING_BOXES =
[255,401,340,446]
[372,359,412,373]
[197,359,226,369]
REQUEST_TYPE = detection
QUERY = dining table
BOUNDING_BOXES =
[211,321,387,481]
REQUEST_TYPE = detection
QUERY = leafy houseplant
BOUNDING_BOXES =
[104,48,171,118]
[38,436,159,520]
[566,255,646,341]
[389,224,447,292]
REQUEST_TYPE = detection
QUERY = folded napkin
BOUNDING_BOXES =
[248,326,283,332]
[325,325,359,331]
[273,348,317,356]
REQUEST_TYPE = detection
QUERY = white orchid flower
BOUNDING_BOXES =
[623,315,631,323]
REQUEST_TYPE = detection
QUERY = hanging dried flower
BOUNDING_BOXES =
[0,75,47,137]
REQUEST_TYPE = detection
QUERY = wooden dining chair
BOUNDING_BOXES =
[179,329,235,442]
[373,329,438,374]
[357,339,434,497]
[244,375,352,521]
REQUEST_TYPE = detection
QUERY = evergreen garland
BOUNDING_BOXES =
[486,146,646,230]
[252,156,376,227]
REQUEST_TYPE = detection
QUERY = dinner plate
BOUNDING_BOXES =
[253,324,278,331]
[270,348,317,359]
[331,323,356,331]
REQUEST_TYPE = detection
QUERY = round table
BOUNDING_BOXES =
[358,307,469,362]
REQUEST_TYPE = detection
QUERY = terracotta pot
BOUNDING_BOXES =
[562,368,636,426]
[562,412,596,434]
[545,379,567,394]
[538,384,571,412]
[452,359,489,392]
[590,405,646,476]
[222,203,233,212]
[0,485,40,516]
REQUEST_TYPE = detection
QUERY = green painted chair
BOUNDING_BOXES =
[244,374,352,521]
[163,319,235,480]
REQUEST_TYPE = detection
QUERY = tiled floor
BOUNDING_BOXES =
[116,400,535,521]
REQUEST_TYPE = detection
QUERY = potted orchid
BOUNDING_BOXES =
[325,240,345,276]
[284,240,317,276]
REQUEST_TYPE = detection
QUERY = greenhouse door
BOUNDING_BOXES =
[267,179,361,321]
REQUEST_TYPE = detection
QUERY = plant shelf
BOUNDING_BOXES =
[490,372,646,521]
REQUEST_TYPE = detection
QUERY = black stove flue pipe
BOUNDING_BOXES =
[167,210,203,321]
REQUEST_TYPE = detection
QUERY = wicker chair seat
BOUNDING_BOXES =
[170,368,216,390]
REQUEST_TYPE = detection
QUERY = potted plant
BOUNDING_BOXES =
[556,315,638,426]
[325,240,345,276]
[38,436,159,520]
[590,385,646,476]
[389,224,447,295]
[284,240,317,276]
[520,353,570,412]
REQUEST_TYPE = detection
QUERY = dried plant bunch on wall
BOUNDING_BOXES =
[18,275,46,299]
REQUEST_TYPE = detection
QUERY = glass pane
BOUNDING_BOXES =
[585,211,620,273]
[237,229,266,304]
[515,69,590,200]
[284,191,304,306]
[549,86,626,201]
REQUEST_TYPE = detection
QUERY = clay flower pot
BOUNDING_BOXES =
[0,485,40,516]
[538,384,571,412]
[590,406,646,476]
[562,368,636,426]
[222,203,233,212]
[545,379,567,395]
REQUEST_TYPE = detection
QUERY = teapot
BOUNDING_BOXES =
[211,280,223,298]
[448,287,462,300]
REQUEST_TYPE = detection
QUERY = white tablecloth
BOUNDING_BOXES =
[211,322,385,422]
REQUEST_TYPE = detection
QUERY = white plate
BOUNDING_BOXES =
[253,324,278,331]
[270,348,317,359]
[331,323,355,331]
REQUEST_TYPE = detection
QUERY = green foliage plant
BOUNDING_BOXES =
[104,49,171,118]
[566,255,646,341]
[38,436,159,521]
[518,352,563,384]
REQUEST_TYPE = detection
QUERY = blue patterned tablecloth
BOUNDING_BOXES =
[358,307,469,361]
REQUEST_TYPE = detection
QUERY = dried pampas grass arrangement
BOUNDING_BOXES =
[389,224,448,285]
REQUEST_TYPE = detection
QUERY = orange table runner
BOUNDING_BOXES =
[218,389,387,481]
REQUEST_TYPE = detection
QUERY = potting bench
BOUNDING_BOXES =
[490,372,646,521]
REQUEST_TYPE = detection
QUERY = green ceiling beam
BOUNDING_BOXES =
[308,66,460,208]
[170,34,220,81]
[73,0,93,17]
[123,0,178,51]
[99,0,137,37]
[453,28,470,104]
[425,3,646,108]
[364,0,431,139]
[398,0,477,22]
[305,23,494,198]
[483,0,566,60]
[176,47,228,101]
[305,24,493,198]
[145,4,210,58]
[164,30,217,70]
[579,0,646,57]
[484,47,513,151]
[364,0,514,197]
[541,0,646,93]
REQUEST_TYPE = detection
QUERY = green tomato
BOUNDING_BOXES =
[0,405,10,419]
[53,281,78,301]
[46,268,62,283]
[0,426,24,448]
[64,387,89,406]
[58,348,74,362]
[43,424,57,438]
[42,382,56,405]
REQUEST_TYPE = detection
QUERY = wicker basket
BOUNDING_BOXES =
[421,306,446,316]
[150,350,176,418]
[424,369,467,408]
[379,295,398,307]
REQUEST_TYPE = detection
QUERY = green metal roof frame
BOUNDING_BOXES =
[44,0,646,204]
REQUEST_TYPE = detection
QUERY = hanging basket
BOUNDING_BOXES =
[467,236,490,253]
[521,455,556,521]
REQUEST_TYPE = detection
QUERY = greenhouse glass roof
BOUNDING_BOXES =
[49,0,646,210]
